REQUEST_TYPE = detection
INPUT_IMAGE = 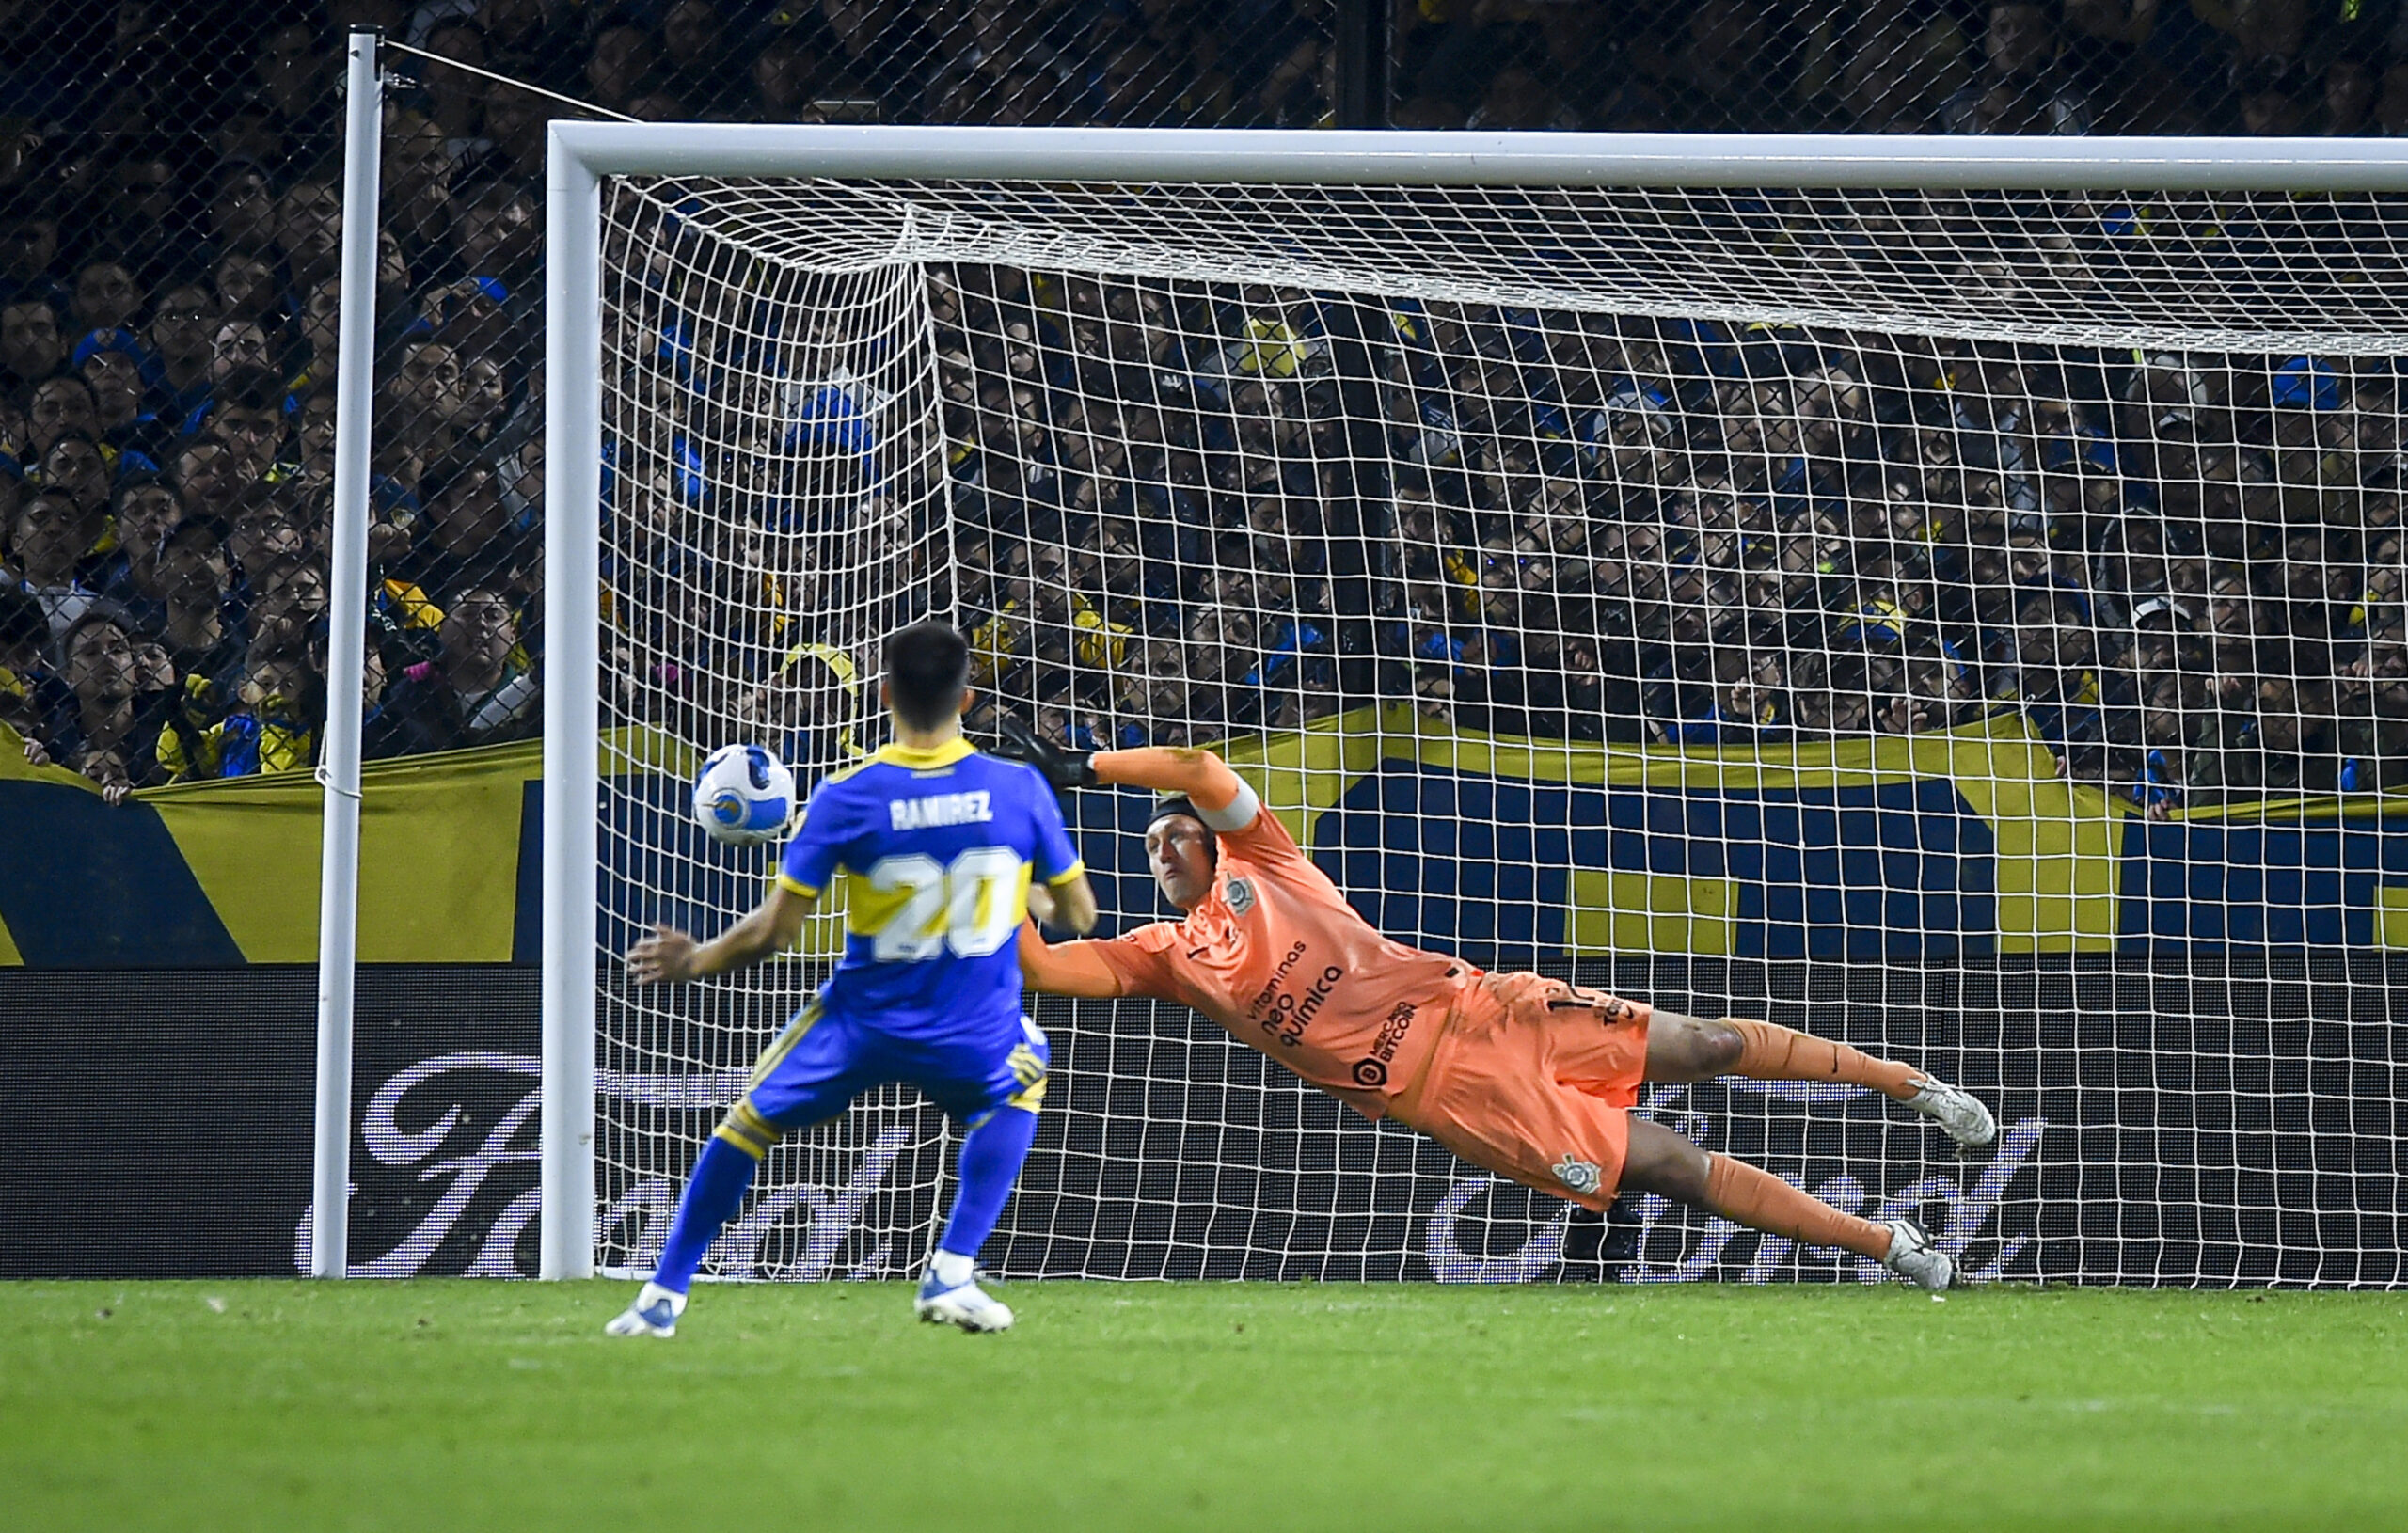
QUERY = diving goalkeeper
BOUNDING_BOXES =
[999,724,1994,1289]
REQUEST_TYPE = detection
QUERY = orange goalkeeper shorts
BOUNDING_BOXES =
[1390,971,1652,1211]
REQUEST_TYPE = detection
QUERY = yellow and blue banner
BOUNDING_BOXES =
[6,710,2408,968]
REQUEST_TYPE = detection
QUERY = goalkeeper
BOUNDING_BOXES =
[1000,724,1994,1289]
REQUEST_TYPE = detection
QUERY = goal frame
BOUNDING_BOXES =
[538,123,2408,1279]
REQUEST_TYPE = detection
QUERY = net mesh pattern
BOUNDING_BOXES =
[594,172,2407,1287]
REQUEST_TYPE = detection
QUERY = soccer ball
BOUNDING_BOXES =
[691,744,798,847]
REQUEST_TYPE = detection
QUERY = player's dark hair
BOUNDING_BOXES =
[885,619,971,731]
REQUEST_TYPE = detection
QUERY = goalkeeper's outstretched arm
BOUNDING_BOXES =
[1090,746,1248,814]
[995,718,1248,817]
[1016,918,1125,999]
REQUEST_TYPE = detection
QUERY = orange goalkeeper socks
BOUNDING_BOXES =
[1703,1153,1891,1261]
[1725,1018,1921,1101]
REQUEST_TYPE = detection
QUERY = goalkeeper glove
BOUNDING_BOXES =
[995,715,1097,795]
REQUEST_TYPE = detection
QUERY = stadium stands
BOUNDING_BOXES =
[1,1,2403,810]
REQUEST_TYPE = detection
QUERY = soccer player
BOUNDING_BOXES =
[1001,724,1994,1290]
[608,622,1099,1336]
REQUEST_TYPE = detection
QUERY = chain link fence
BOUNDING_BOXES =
[1,1,2402,799]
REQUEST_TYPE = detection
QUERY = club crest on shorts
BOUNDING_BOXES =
[1553,1153,1603,1196]
[1224,877,1256,915]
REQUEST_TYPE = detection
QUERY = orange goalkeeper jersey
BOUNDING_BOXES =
[1054,799,1465,1116]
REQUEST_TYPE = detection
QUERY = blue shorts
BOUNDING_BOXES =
[737,1004,1051,1131]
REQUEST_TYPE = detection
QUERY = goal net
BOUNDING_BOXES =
[567,138,2408,1288]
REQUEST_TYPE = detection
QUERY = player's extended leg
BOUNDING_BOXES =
[912,1019,1053,1334]
[607,1005,865,1338]
[1641,1009,1997,1150]
[1619,1117,1955,1291]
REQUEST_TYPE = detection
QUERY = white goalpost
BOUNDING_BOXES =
[541,125,2408,1285]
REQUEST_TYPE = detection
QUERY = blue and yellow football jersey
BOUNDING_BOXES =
[777,738,1082,1041]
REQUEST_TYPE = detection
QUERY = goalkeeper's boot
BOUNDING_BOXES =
[604,1282,686,1338]
[1904,1075,1997,1153]
[1880,1219,1954,1292]
[915,1270,1015,1334]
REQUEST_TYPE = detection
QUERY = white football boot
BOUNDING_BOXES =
[1880,1219,1954,1291]
[604,1282,686,1337]
[914,1270,1015,1333]
[1904,1075,1998,1152]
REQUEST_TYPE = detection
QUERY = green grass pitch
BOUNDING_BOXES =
[5,1280,2405,1530]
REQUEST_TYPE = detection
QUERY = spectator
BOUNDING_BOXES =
[380,110,456,260]
[0,581,55,750]
[11,487,102,634]
[169,438,244,520]
[205,162,279,259]
[1941,2,2093,134]
[0,208,63,309]
[226,495,305,586]
[92,473,182,625]
[1,294,66,389]
[374,584,537,752]
[150,514,244,689]
[87,141,188,280]
[40,606,168,801]
[200,366,293,488]
[209,316,276,387]
[2317,52,2378,134]
[77,337,170,465]
[375,339,466,495]
[211,248,280,326]
[585,20,659,115]
[395,459,530,601]
[420,18,494,165]
[25,376,100,463]
[2237,59,2306,134]
[199,644,320,777]
[251,21,340,140]
[472,80,547,182]
[36,432,111,520]
[70,256,143,338]
[144,281,217,426]
[275,177,344,298]
[449,181,539,301]
[2376,59,2408,134]
[659,0,732,106]
[245,552,328,655]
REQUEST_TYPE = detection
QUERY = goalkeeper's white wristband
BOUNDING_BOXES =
[1201,781,1259,833]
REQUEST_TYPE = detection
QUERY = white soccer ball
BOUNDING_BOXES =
[690,743,798,847]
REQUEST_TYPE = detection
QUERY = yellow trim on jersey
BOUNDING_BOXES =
[1043,858,1086,887]
[746,1001,824,1091]
[836,867,921,938]
[872,738,974,770]
[777,874,821,898]
[836,857,1035,938]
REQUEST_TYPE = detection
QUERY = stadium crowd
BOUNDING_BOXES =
[936,266,2408,810]
[2,0,2406,808]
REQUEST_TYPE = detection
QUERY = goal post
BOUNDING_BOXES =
[541,125,2408,1284]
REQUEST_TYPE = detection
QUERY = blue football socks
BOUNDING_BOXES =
[936,1105,1040,1266]
[652,1136,761,1295]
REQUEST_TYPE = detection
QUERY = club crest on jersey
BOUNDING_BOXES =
[1224,877,1256,915]
[1553,1154,1603,1196]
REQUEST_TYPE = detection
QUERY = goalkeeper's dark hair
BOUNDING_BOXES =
[1146,796,1219,864]
[885,619,972,731]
